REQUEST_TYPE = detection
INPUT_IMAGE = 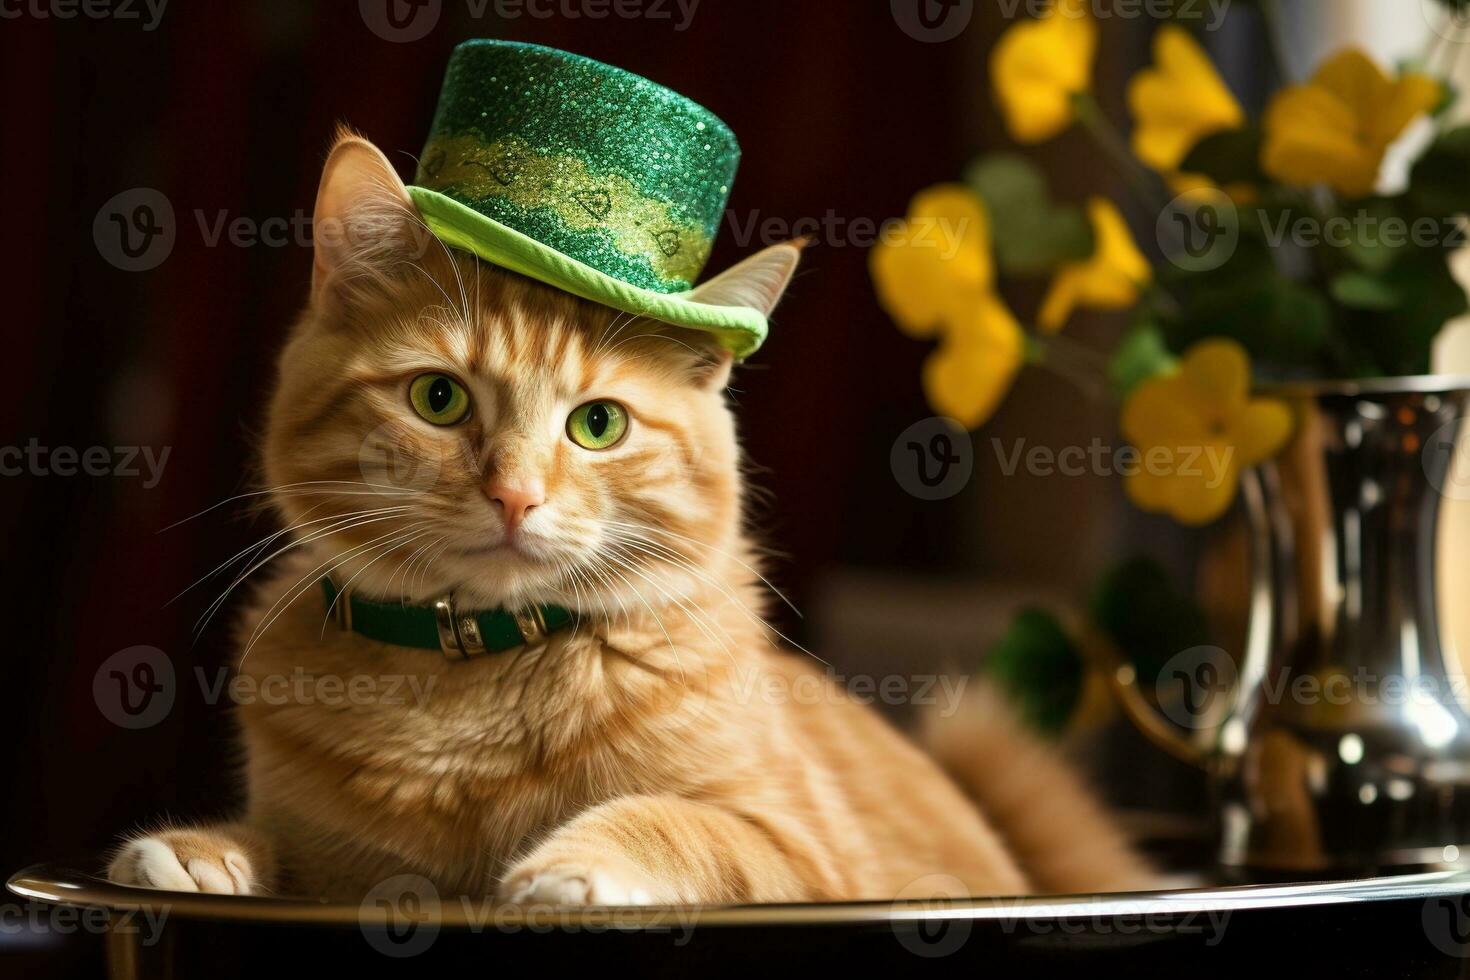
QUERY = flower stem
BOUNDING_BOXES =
[1029,331,1113,405]
[1071,92,1166,212]
[1257,0,1292,85]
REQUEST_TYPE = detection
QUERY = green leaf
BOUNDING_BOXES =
[1329,271,1401,310]
[985,607,1083,738]
[1089,557,1211,687]
[1335,197,1403,274]
[1161,243,1332,370]
[1408,125,1470,217]
[965,153,1094,276]
[1178,128,1264,186]
[1109,322,1178,396]
[1339,250,1469,376]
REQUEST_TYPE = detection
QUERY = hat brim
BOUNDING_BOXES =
[407,187,767,359]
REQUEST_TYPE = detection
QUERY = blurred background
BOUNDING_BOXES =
[2,0,1465,974]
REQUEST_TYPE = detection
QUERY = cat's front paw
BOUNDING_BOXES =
[108,831,257,895]
[498,853,664,907]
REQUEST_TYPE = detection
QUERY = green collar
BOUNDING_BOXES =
[320,578,574,660]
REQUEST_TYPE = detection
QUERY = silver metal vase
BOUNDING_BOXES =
[1108,376,1470,872]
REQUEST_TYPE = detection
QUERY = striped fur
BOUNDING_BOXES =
[107,132,1153,903]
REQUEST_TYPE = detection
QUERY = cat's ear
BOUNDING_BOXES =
[687,239,805,318]
[676,240,805,388]
[311,128,430,306]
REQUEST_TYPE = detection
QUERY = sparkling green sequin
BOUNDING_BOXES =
[420,134,709,289]
[413,40,739,294]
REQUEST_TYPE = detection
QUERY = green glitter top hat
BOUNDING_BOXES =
[408,40,766,357]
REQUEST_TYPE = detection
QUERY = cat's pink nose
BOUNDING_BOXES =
[484,476,546,532]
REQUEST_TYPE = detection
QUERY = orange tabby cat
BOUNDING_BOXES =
[107,131,1152,904]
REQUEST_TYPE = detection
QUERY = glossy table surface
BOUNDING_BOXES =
[11,862,1470,977]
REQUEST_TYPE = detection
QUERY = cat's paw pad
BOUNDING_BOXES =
[108,833,256,895]
[498,856,660,907]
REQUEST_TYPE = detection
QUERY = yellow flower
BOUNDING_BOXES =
[870,184,993,339]
[922,295,1025,430]
[990,0,1097,144]
[870,185,1024,429]
[1262,49,1441,198]
[1121,339,1293,525]
[1038,198,1151,333]
[1127,26,1243,182]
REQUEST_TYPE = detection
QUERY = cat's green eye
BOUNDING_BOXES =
[409,373,471,426]
[566,400,628,450]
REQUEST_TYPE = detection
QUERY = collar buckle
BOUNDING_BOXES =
[332,582,354,632]
[433,595,490,660]
[513,606,549,647]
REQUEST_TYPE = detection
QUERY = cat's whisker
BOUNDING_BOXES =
[599,329,705,362]
[160,480,418,533]
[405,262,468,329]
[598,544,735,659]
[602,529,823,663]
[243,520,429,662]
[588,556,685,680]
[195,510,415,641]
[602,518,802,617]
[414,537,454,597]
[589,309,638,361]
[578,556,631,635]
[597,548,753,692]
[170,503,408,608]
[319,528,436,639]
[404,210,474,327]
[392,533,447,604]
[563,561,590,643]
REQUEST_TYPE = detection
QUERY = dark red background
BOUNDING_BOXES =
[0,3,1225,975]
